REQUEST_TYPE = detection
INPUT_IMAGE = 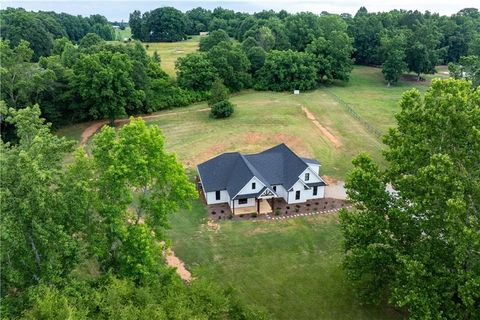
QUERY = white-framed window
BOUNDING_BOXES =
[238,198,248,204]
[305,173,310,181]
[273,186,277,192]
[215,190,221,200]
[313,186,318,196]
[252,182,256,189]
[295,190,300,200]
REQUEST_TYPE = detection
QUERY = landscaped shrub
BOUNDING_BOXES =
[211,100,234,118]
[275,209,281,216]
[251,212,257,218]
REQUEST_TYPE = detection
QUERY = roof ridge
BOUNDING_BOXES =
[239,154,272,189]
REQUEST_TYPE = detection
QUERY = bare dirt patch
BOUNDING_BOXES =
[300,106,342,148]
[80,121,106,146]
[163,246,192,282]
[321,175,341,185]
[207,220,220,232]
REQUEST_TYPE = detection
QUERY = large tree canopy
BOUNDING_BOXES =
[340,79,480,319]
[306,31,354,82]
[71,50,144,125]
[256,50,318,91]
[176,52,218,91]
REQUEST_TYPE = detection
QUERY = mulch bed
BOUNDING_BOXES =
[207,198,350,221]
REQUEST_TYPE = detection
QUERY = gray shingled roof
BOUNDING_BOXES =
[197,144,320,196]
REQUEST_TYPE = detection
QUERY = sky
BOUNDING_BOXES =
[2,0,479,21]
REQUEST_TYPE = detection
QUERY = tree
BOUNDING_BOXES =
[199,29,230,51]
[340,79,480,319]
[256,50,318,91]
[0,106,80,292]
[405,21,442,80]
[246,46,267,74]
[206,41,251,92]
[129,10,144,40]
[306,31,354,82]
[78,32,104,49]
[241,36,259,52]
[448,55,480,87]
[91,117,197,270]
[0,8,54,60]
[90,23,114,40]
[71,50,144,125]
[186,7,212,34]
[145,7,187,42]
[350,11,384,65]
[208,78,229,105]
[285,12,322,51]
[380,32,408,86]
[211,100,234,118]
[246,26,275,51]
[176,52,218,91]
[0,40,56,109]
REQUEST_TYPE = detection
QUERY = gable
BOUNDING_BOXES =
[197,143,321,196]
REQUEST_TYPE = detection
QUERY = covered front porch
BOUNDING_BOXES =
[232,198,273,215]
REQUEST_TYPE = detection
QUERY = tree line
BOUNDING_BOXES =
[130,6,480,84]
[0,105,270,319]
[0,35,203,138]
[0,8,115,60]
[1,6,479,133]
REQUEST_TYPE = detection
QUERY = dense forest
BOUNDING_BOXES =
[1,6,479,131]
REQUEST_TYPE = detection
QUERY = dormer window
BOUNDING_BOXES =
[252,182,256,189]
[305,173,310,181]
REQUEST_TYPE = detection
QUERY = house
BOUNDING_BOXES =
[197,143,326,215]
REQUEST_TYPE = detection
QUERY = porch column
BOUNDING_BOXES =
[256,198,260,214]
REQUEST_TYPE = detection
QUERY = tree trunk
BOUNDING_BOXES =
[417,73,421,81]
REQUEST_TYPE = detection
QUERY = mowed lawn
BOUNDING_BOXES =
[56,66,436,179]
[147,89,382,179]
[144,36,200,77]
[167,201,403,320]
[327,65,448,133]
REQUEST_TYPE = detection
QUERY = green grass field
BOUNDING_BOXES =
[114,26,132,41]
[147,88,383,179]
[327,65,449,133]
[167,200,403,320]
[144,36,200,77]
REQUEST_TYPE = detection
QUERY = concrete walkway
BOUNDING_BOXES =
[325,182,348,200]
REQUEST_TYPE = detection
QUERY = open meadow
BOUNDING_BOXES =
[166,200,403,320]
[55,42,447,320]
[144,36,200,77]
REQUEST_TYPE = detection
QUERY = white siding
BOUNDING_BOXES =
[205,190,230,205]
[231,197,256,208]
[287,180,310,204]
[299,167,322,184]
[234,176,265,198]
[286,181,325,204]
[272,185,288,202]
[307,164,320,175]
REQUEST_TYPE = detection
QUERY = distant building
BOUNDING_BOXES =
[199,32,209,36]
